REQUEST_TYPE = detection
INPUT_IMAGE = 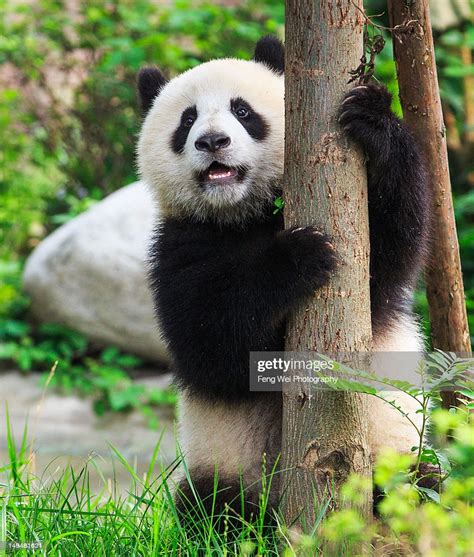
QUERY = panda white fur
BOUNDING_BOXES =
[137,36,429,520]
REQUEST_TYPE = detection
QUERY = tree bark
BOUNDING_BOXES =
[388,0,472,409]
[281,0,373,530]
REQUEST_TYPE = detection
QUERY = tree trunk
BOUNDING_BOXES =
[281,0,373,530]
[388,0,472,409]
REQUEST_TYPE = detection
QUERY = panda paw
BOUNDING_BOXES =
[277,227,338,289]
[339,83,395,156]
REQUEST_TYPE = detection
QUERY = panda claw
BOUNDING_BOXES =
[341,85,369,105]
[341,95,357,106]
[338,111,352,125]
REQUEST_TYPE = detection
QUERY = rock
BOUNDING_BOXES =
[23,181,169,363]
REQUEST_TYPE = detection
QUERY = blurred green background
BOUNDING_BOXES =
[0,0,472,417]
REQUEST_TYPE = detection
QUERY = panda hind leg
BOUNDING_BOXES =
[174,472,279,532]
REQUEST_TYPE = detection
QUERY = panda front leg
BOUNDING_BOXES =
[340,84,430,464]
[255,225,339,314]
[339,83,429,336]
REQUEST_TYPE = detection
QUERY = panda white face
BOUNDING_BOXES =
[137,58,284,225]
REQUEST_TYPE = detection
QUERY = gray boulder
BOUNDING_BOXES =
[429,0,471,31]
[23,181,169,363]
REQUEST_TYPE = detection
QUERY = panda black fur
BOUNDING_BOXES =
[137,36,429,521]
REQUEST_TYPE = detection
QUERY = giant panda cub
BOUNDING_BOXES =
[137,36,429,521]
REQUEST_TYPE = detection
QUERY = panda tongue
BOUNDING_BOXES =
[207,163,237,181]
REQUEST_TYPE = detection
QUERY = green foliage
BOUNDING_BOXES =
[0,325,176,427]
[0,88,66,259]
[322,406,474,556]
[437,28,474,110]
[313,349,474,553]
[0,260,30,318]
[315,349,474,507]
[273,196,285,215]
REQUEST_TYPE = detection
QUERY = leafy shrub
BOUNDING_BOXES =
[320,404,474,556]
[0,89,66,258]
[0,321,176,427]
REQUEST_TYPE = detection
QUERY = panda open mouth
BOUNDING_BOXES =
[198,162,245,186]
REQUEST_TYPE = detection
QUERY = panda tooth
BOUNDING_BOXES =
[206,166,237,181]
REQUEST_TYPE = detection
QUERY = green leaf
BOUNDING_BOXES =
[417,486,440,504]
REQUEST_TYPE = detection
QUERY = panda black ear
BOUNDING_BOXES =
[253,35,284,75]
[137,66,168,115]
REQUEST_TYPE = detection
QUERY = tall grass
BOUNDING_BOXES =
[0,415,290,556]
[2,397,473,556]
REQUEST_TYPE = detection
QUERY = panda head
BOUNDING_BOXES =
[137,36,284,226]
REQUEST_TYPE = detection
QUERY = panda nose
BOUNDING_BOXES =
[195,133,231,153]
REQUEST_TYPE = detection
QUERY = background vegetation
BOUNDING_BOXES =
[0,0,472,407]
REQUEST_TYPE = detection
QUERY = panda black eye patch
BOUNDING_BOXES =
[230,97,268,141]
[171,105,198,154]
